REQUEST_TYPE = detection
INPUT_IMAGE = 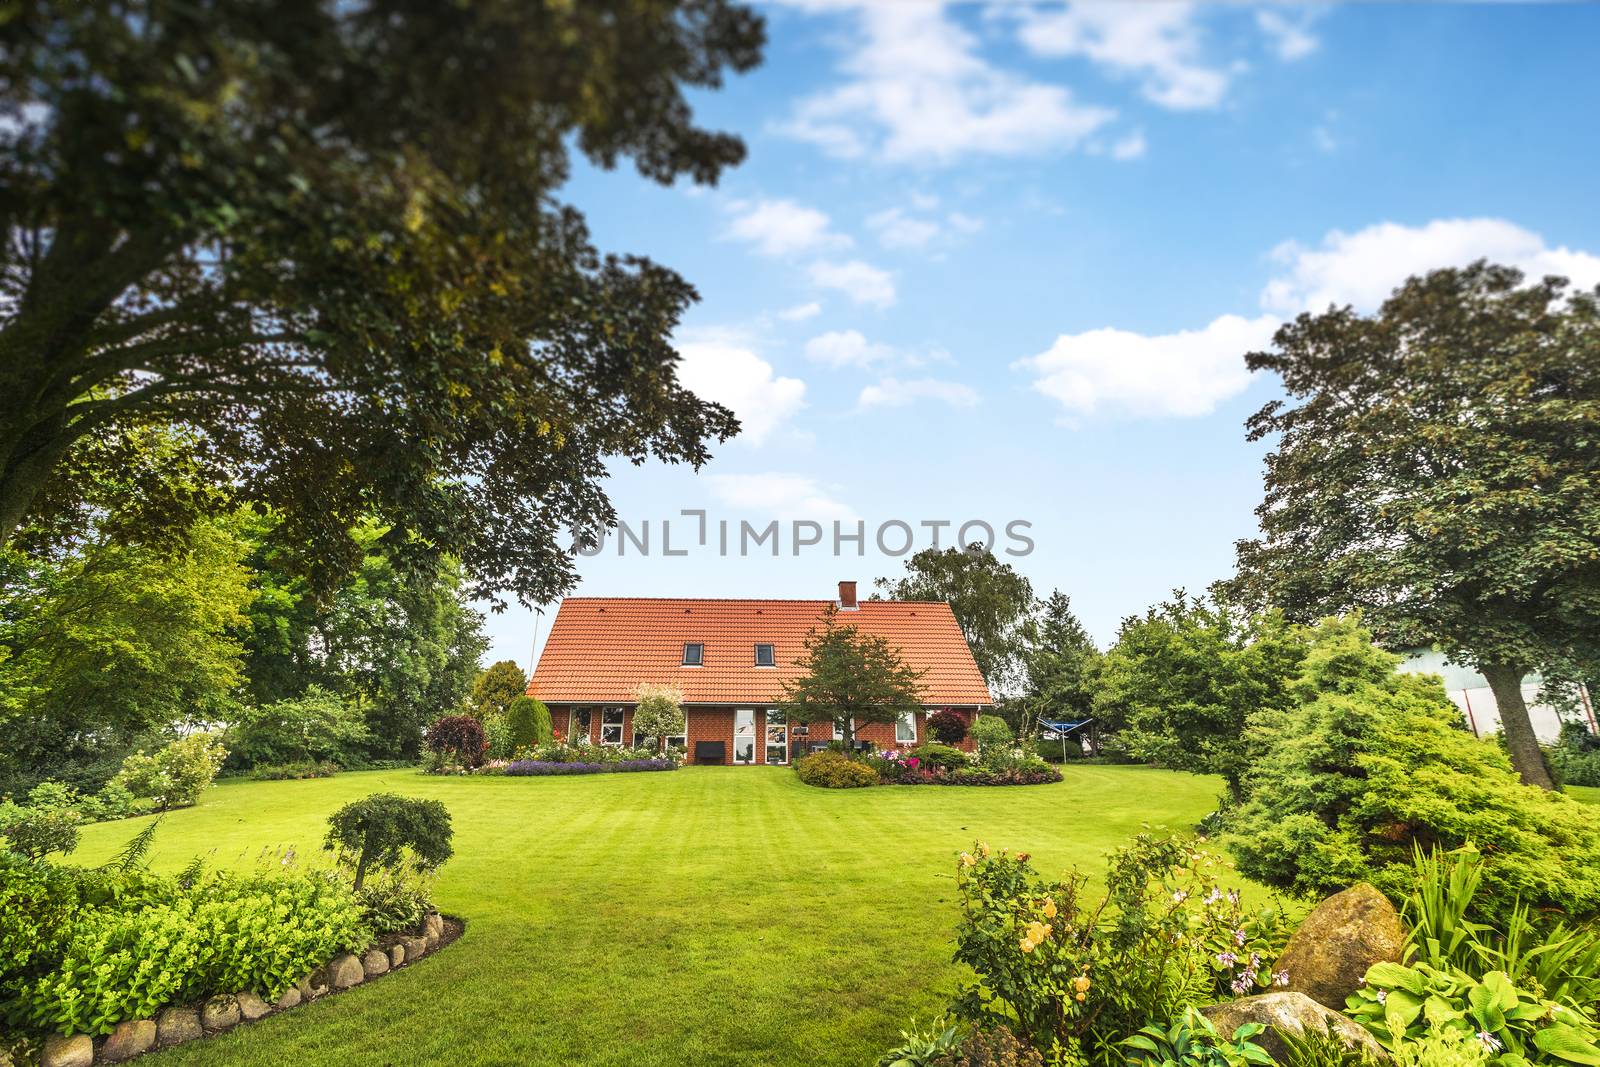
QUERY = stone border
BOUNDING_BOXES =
[32,913,465,1067]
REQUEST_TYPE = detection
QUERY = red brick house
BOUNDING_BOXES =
[526,581,993,765]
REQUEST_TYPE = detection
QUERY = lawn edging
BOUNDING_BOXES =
[33,913,465,1067]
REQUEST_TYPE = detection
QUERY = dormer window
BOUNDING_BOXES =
[682,642,704,666]
[754,643,775,667]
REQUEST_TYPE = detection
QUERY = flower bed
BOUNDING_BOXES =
[794,747,1063,789]
[504,758,675,776]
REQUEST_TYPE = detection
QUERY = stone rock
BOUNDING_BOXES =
[402,935,428,962]
[389,944,406,968]
[236,991,271,1020]
[362,948,390,977]
[328,952,365,990]
[1276,883,1405,1009]
[297,968,329,1000]
[1203,992,1386,1063]
[40,1033,94,1067]
[100,1019,157,1062]
[274,985,302,1011]
[423,912,443,947]
[201,994,242,1032]
[156,1005,203,1047]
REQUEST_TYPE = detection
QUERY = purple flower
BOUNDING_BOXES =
[1274,970,1290,987]
[1226,889,1240,905]
[1234,928,1248,946]
[1478,1033,1503,1053]
[1216,951,1238,967]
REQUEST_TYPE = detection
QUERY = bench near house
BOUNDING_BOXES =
[526,581,994,765]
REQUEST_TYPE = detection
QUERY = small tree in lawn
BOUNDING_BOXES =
[777,606,925,749]
[324,793,453,891]
[631,683,685,752]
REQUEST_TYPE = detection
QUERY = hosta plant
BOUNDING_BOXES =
[1124,1009,1275,1067]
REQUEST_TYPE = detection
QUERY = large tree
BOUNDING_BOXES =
[777,606,925,749]
[875,546,1034,693]
[0,0,762,602]
[1230,263,1600,788]
[1016,590,1101,725]
[1094,591,1307,803]
[472,660,528,721]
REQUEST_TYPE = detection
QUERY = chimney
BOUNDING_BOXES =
[838,580,858,611]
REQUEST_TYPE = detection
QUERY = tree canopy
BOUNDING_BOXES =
[1,0,764,603]
[1230,262,1600,788]
[875,546,1034,693]
[472,660,528,721]
[777,606,925,748]
[1016,590,1101,725]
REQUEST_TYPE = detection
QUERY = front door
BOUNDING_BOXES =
[733,709,756,764]
[765,715,788,765]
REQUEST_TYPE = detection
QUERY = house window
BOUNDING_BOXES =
[682,642,704,666]
[601,707,625,746]
[896,710,917,744]
[634,725,689,751]
[569,707,592,742]
[765,714,788,765]
[754,643,775,667]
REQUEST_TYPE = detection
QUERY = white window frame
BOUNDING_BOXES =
[896,710,917,745]
[600,707,625,746]
[765,715,788,765]
[733,708,757,764]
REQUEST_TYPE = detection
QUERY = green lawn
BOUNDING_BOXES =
[75,765,1223,1067]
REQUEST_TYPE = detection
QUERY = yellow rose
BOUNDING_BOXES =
[1043,899,1058,919]
[959,853,975,868]
[1073,976,1091,993]
[1020,938,1035,953]
[1075,991,1087,1003]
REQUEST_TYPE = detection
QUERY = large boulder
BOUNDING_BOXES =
[236,991,271,1021]
[328,952,365,990]
[1203,992,1385,1063]
[100,1019,156,1062]
[1276,883,1405,1008]
[274,985,302,1011]
[362,948,390,977]
[40,1034,93,1067]
[156,1005,203,1047]
[201,994,242,1032]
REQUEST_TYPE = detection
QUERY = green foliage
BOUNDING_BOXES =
[353,857,436,934]
[1095,592,1307,801]
[1547,725,1600,789]
[472,661,528,720]
[876,547,1036,691]
[0,511,253,794]
[1018,591,1102,725]
[970,715,1015,769]
[930,1025,1044,1067]
[795,750,879,789]
[505,696,554,751]
[227,685,370,769]
[1124,1009,1275,1067]
[0,805,80,860]
[878,1018,965,1067]
[112,733,227,812]
[1228,619,1600,915]
[248,761,340,781]
[929,709,971,745]
[949,835,1291,1064]
[2,0,762,614]
[15,865,368,1037]
[1391,1032,1492,1067]
[778,605,926,747]
[483,713,517,762]
[1230,263,1600,789]
[1275,1021,1374,1067]
[631,684,686,751]
[324,793,453,890]
[912,744,973,772]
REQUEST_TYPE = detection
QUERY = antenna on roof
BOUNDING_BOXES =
[526,608,544,680]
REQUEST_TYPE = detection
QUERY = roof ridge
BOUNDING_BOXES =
[556,596,954,606]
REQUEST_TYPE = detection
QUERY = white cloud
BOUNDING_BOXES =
[1110,130,1147,161]
[808,259,897,308]
[776,3,1115,163]
[948,211,984,234]
[1012,2,1231,111]
[1017,314,1277,418]
[707,473,855,522]
[1261,218,1600,315]
[676,341,807,446]
[804,329,895,368]
[723,198,850,257]
[778,301,823,322]
[857,376,981,410]
[867,207,941,250]
[1256,8,1321,62]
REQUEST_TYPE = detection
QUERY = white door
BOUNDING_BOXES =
[733,709,757,764]
[765,714,788,765]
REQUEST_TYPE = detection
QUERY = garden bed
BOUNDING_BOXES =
[29,914,464,1067]
[502,758,675,776]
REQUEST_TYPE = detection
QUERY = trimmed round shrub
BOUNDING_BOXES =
[425,714,487,768]
[0,805,80,860]
[795,750,878,789]
[910,743,970,772]
[927,707,970,745]
[505,696,553,750]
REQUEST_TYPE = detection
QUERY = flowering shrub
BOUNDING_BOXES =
[522,739,681,766]
[948,764,1062,787]
[112,733,227,811]
[948,834,1290,1062]
[504,759,675,775]
[911,743,974,772]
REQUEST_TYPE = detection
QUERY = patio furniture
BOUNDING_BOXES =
[694,740,726,765]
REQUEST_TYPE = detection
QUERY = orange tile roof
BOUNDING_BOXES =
[527,597,993,706]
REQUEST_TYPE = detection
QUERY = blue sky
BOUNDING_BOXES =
[481,1,1600,674]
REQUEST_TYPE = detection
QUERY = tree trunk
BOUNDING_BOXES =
[1482,663,1554,790]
